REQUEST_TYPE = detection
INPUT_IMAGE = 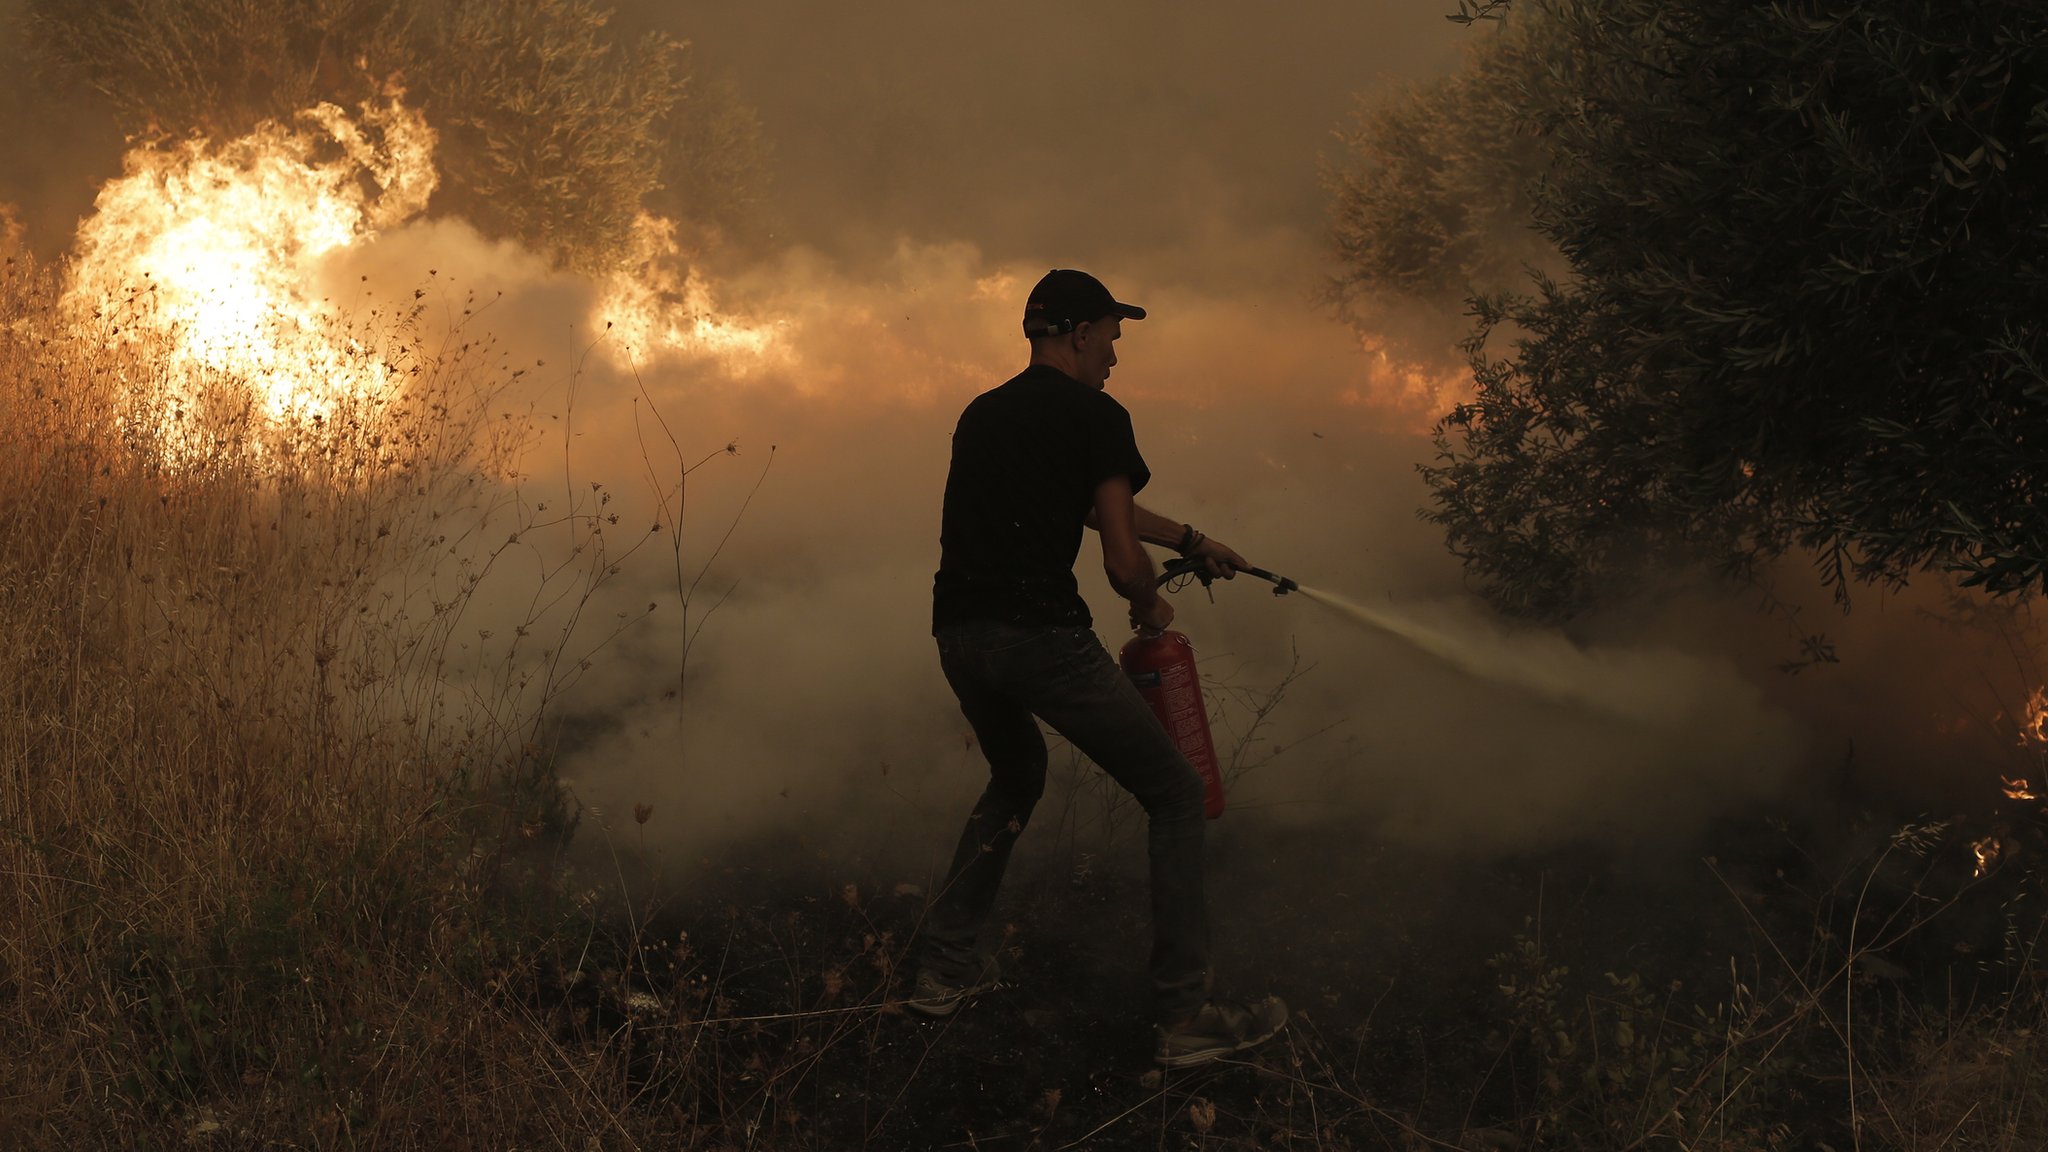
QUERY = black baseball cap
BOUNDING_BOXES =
[1022,269,1146,339]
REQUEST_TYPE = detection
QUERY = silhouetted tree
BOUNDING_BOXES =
[1326,9,1559,309]
[19,0,768,269]
[23,0,413,136]
[1335,1,2048,618]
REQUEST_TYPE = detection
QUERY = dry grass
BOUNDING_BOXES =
[1459,819,2048,1152]
[0,253,637,1146]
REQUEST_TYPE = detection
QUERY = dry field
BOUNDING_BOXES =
[0,253,632,1144]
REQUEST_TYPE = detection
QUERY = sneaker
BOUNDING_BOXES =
[903,954,1001,1018]
[1154,996,1289,1068]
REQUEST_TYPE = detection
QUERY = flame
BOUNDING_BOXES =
[57,91,787,461]
[2004,776,2039,802]
[596,213,791,376]
[62,97,435,449]
[1971,835,2002,879]
[1338,331,1470,431]
[2019,687,2048,746]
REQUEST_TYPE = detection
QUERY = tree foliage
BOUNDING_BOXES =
[646,73,770,249]
[18,0,768,268]
[421,0,683,270]
[21,0,413,137]
[1338,1,2048,618]
[1326,12,1561,308]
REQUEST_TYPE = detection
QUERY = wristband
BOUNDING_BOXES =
[1176,524,1205,555]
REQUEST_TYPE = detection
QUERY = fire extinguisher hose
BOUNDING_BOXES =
[1156,555,1299,596]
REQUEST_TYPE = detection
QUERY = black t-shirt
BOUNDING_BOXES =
[932,365,1151,632]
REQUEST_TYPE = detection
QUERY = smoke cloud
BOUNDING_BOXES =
[0,0,126,253]
[318,214,1820,860]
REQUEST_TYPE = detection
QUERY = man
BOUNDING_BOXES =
[912,268,1288,1069]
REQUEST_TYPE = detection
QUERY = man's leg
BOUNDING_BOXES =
[1010,627,1211,1020]
[919,625,1053,982]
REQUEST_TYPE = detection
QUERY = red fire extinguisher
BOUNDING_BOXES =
[1120,629,1226,819]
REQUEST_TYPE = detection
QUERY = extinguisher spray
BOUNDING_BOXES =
[1119,557,1299,820]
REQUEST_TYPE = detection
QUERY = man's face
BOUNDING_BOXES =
[1071,316,1122,389]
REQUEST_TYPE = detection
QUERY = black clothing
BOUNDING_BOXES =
[931,365,1150,632]
[923,362,1212,1022]
[923,620,1211,1018]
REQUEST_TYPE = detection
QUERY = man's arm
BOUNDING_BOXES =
[1086,502,1193,549]
[1093,475,1173,632]
[1085,502,1250,579]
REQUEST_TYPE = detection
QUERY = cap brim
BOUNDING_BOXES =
[1111,301,1146,321]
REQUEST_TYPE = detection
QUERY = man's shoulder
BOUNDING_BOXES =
[963,366,1077,416]
[982,366,1128,409]
[997,364,1084,396]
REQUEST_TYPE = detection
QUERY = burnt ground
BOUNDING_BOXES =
[537,768,2046,1151]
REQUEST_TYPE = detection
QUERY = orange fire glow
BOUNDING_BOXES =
[2004,776,2039,802]
[64,97,435,443]
[1339,331,1471,430]
[596,213,791,376]
[1971,835,2002,879]
[59,96,787,461]
[2019,687,2048,747]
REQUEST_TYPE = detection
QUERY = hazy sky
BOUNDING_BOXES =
[633,1,1461,286]
[442,3,1840,853]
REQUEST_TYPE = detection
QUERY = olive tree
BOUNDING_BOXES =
[1335,1,2048,619]
[1326,9,1561,310]
[22,0,413,136]
[19,0,768,268]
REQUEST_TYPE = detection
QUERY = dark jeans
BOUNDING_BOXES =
[922,620,1211,1020]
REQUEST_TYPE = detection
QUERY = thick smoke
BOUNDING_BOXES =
[11,1,2042,870]
[0,0,125,253]
[318,215,1820,860]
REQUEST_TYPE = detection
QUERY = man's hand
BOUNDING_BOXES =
[1130,590,1175,633]
[1188,535,1250,581]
